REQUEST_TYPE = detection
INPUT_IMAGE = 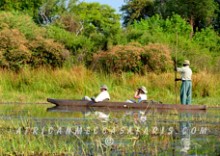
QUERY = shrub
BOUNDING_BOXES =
[0,11,44,40]
[0,28,69,70]
[92,42,172,74]
[143,43,173,72]
[0,12,70,70]
[0,28,31,70]
[29,37,69,68]
[193,27,220,53]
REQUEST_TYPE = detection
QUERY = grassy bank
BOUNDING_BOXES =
[0,66,219,106]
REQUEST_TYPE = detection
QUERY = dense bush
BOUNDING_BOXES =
[0,28,31,70]
[29,37,69,68]
[46,26,94,64]
[193,27,220,54]
[143,43,173,72]
[131,14,192,38]
[0,12,69,70]
[93,42,172,74]
[0,11,44,39]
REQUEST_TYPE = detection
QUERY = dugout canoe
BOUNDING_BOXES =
[47,106,207,114]
[47,98,206,110]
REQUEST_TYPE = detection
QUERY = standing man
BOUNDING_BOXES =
[175,60,192,105]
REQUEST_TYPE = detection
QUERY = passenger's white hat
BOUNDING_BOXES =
[183,60,190,65]
[100,84,108,90]
[139,86,147,94]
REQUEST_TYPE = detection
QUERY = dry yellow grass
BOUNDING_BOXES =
[0,66,219,106]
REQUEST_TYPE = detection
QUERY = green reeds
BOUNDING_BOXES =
[0,66,219,106]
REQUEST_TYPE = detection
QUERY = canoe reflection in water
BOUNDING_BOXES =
[179,112,191,155]
[47,106,149,124]
[85,111,110,122]
[47,106,111,122]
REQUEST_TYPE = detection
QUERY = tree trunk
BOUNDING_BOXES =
[189,15,194,39]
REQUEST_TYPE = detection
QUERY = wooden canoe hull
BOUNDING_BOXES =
[47,106,207,114]
[47,98,206,110]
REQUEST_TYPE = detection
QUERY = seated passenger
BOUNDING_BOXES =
[126,86,147,103]
[82,85,110,102]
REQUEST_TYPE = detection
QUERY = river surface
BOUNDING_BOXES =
[0,104,220,155]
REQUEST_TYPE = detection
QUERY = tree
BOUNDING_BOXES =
[121,0,154,26]
[0,0,45,19]
[45,1,121,64]
[165,0,218,37]
[213,0,220,33]
[37,0,78,25]
[121,0,218,36]
[70,2,121,50]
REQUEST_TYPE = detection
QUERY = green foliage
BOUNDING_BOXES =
[123,14,220,72]
[71,2,121,50]
[0,11,69,70]
[0,0,44,19]
[37,0,78,25]
[193,27,220,53]
[46,1,122,61]
[121,0,219,34]
[125,14,192,48]
[73,2,120,35]
[46,25,94,64]
[93,42,172,74]
[132,14,191,37]
[121,0,154,26]
[54,13,80,33]
[165,0,218,29]
[0,3,219,74]
[214,0,220,33]
[0,11,44,39]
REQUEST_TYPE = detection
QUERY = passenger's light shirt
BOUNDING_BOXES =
[177,66,192,80]
[94,91,110,102]
[138,94,147,103]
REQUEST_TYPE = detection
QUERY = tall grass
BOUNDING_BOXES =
[0,66,219,106]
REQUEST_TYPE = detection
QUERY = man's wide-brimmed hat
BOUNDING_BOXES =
[100,85,108,90]
[139,86,147,94]
[183,60,190,65]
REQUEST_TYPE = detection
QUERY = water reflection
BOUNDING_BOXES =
[46,106,220,155]
[85,111,110,122]
[0,104,219,155]
[47,105,207,114]
[179,112,191,155]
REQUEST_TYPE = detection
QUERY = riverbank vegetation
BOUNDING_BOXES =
[1,1,220,155]
[0,66,219,106]
[0,0,219,105]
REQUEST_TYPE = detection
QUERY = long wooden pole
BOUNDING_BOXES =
[175,33,178,104]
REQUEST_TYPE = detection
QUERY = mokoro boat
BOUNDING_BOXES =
[47,106,207,113]
[47,98,206,110]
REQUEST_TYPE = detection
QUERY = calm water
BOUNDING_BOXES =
[0,104,220,155]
